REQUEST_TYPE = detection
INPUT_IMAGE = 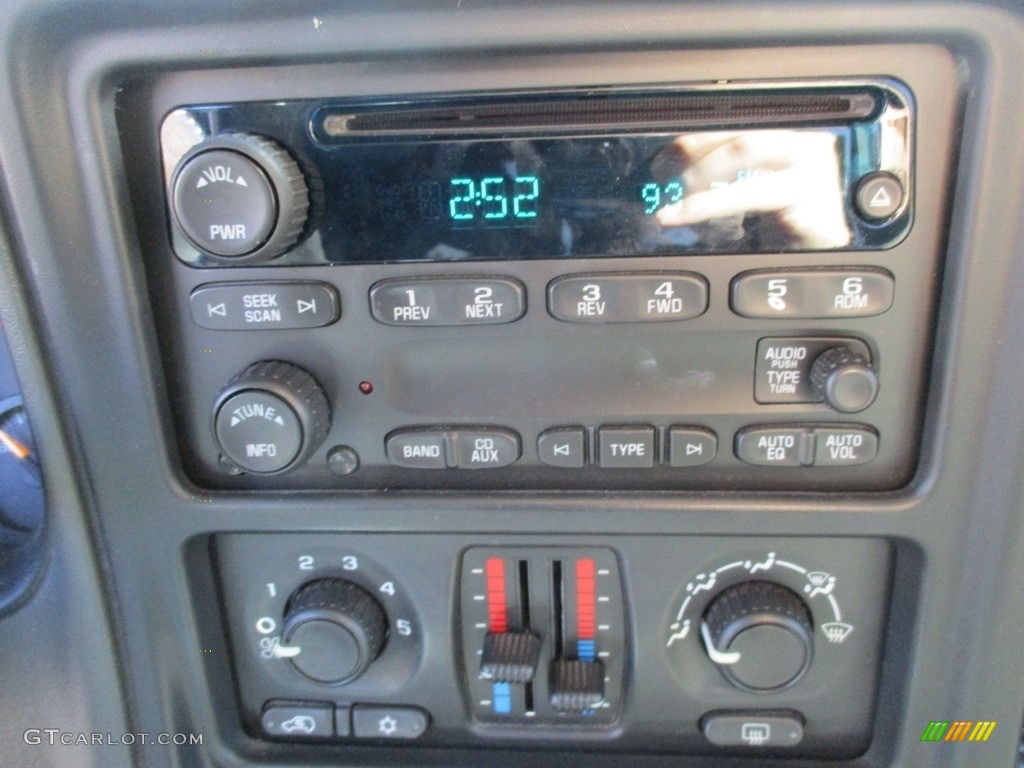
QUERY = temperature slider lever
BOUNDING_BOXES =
[480,631,542,684]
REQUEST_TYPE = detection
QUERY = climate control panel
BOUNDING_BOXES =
[210,533,892,757]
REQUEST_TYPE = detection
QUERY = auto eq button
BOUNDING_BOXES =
[261,702,334,739]
[735,426,814,466]
[190,282,340,330]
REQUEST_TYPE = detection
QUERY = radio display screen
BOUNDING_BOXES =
[161,87,912,266]
[316,128,895,262]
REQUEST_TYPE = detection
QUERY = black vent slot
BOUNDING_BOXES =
[321,89,880,138]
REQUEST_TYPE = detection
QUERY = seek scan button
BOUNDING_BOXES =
[190,282,340,330]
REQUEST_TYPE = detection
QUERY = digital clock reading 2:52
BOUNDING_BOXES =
[447,176,540,224]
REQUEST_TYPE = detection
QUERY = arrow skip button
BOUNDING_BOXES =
[668,426,717,467]
[538,427,587,468]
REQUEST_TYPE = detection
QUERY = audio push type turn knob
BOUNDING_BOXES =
[810,346,879,413]
[212,360,330,474]
[170,132,308,263]
[280,578,389,685]
[701,581,814,692]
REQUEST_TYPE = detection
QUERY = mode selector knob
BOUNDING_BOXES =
[213,361,330,474]
[701,581,813,692]
[171,133,308,263]
[281,578,388,685]
[810,346,879,413]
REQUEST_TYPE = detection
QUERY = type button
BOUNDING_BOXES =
[598,426,656,468]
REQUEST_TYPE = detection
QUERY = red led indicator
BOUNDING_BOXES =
[576,558,596,640]
[486,557,508,633]
[358,380,374,395]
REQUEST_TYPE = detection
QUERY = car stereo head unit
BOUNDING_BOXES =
[145,75,948,493]
[161,80,912,268]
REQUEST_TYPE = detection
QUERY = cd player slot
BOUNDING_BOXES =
[320,87,881,138]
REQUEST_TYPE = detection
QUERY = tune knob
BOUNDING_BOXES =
[170,132,308,263]
[701,581,813,692]
[281,578,388,685]
[810,346,879,413]
[212,361,330,474]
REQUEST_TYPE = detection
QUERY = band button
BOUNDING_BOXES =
[384,430,448,469]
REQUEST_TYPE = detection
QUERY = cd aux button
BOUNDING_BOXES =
[190,281,340,330]
[731,268,894,319]
[547,273,708,323]
[453,429,520,469]
[370,277,524,326]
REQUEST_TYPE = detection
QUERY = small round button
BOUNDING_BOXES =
[854,171,904,221]
[173,149,277,256]
[810,346,879,413]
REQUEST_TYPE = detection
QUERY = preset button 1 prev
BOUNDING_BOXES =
[370,277,525,326]
[190,282,340,330]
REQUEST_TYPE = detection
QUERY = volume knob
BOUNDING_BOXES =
[171,132,308,263]
[282,578,388,685]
